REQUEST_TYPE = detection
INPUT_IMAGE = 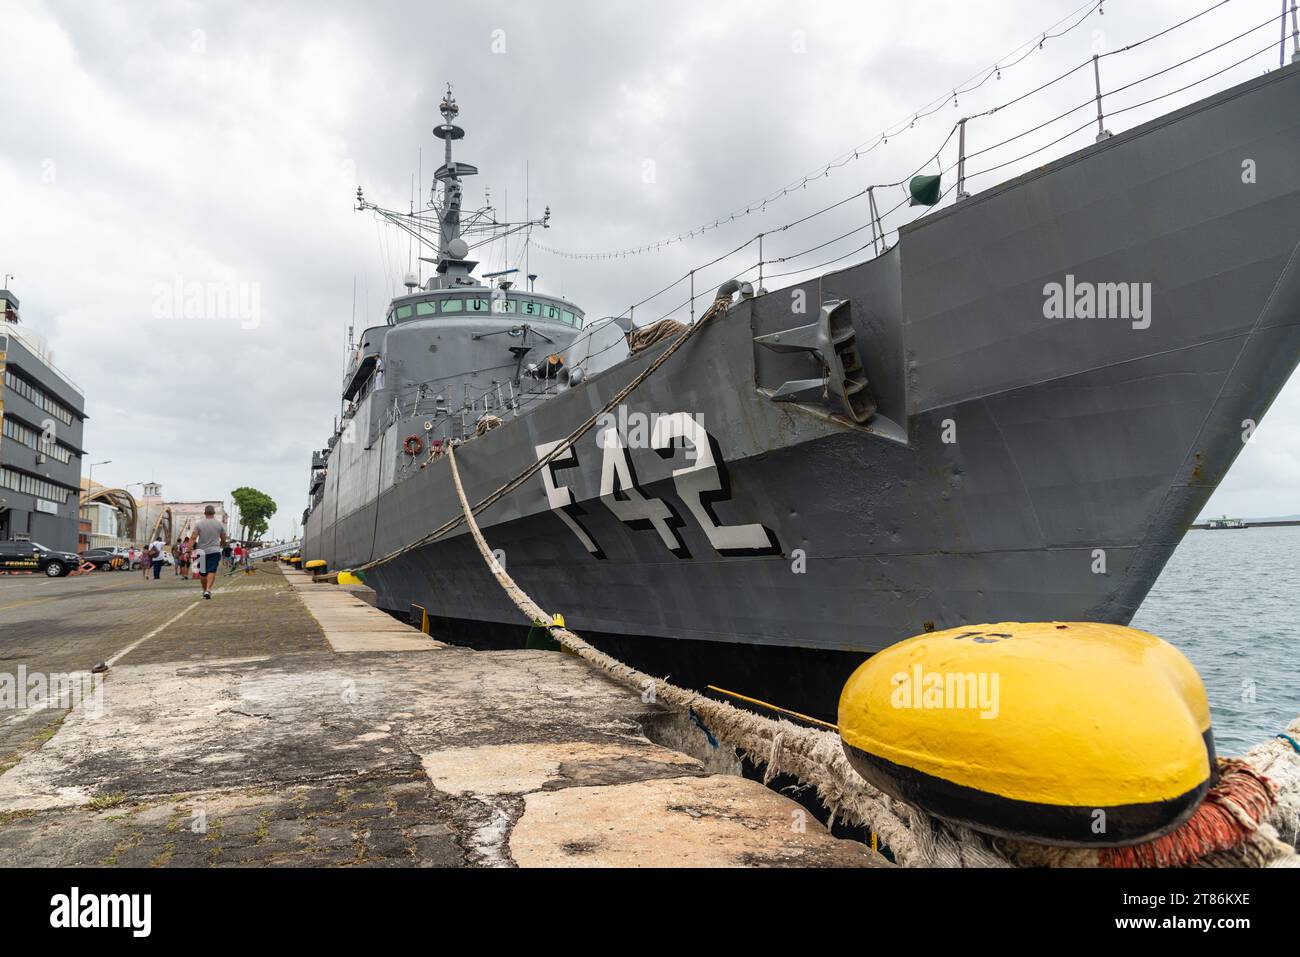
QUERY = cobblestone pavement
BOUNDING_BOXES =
[122,567,327,665]
[0,569,196,776]
[0,770,460,867]
[0,566,402,866]
[0,569,197,676]
[0,567,325,776]
[0,565,885,868]
[0,710,66,778]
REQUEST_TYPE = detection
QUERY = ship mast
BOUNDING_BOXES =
[432,85,477,269]
[354,84,551,293]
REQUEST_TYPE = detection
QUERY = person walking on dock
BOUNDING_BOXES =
[175,537,191,577]
[148,536,166,579]
[189,505,227,599]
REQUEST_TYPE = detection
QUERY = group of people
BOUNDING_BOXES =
[125,540,171,580]
[125,505,253,599]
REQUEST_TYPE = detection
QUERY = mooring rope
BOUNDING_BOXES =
[626,318,689,354]
[1245,722,1300,852]
[442,439,938,865]
[1100,760,1279,868]
[442,432,1300,867]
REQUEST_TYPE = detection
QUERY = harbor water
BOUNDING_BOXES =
[1131,525,1300,755]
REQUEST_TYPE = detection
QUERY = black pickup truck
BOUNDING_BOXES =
[0,541,82,577]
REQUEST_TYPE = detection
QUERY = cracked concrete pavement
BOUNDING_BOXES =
[0,565,886,868]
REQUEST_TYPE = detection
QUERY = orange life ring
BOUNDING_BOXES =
[403,434,423,456]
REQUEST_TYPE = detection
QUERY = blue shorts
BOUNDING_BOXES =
[203,552,222,574]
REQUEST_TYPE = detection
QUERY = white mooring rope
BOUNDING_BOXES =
[444,438,1300,867]
[446,439,984,866]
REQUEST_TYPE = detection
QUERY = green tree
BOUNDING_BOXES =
[231,486,277,543]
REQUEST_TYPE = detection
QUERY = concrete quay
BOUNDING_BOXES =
[0,564,885,868]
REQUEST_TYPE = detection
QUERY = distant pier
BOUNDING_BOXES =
[1190,519,1300,529]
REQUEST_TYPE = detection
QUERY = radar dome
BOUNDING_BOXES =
[446,238,469,260]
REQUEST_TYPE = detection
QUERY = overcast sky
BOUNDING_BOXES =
[1,0,1296,537]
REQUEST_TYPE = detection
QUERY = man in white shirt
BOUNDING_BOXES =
[148,537,167,580]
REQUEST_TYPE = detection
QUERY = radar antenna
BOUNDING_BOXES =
[354,85,551,291]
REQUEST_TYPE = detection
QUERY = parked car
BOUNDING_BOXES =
[83,547,130,570]
[0,541,82,577]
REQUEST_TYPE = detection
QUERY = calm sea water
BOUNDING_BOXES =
[1130,525,1299,755]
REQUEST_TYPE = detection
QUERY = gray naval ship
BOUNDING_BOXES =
[305,69,1300,717]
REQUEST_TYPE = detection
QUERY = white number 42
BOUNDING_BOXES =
[535,412,780,560]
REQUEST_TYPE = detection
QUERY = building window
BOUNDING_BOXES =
[0,466,72,504]
[1,417,73,463]
[3,369,77,426]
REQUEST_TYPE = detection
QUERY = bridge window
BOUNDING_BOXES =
[392,295,582,326]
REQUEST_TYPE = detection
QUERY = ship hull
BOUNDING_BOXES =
[304,65,1300,713]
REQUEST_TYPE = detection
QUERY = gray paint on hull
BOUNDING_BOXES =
[305,65,1300,656]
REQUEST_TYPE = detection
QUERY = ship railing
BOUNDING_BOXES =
[548,0,1299,381]
[386,375,555,446]
[951,1,1300,201]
